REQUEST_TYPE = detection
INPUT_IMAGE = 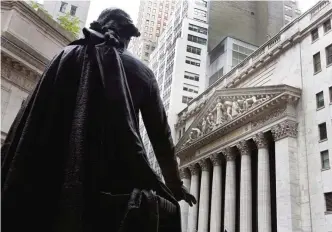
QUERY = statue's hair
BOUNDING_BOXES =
[90,8,140,40]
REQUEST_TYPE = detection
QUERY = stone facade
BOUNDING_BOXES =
[1,1,74,144]
[176,1,332,232]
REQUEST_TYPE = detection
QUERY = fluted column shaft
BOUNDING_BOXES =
[237,141,252,232]
[223,147,236,232]
[187,164,200,232]
[180,169,191,232]
[198,159,210,232]
[209,154,223,232]
[254,132,271,232]
[272,121,300,232]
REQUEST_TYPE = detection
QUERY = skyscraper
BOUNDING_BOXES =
[207,1,301,85]
[208,1,301,52]
[129,0,176,64]
[138,0,209,175]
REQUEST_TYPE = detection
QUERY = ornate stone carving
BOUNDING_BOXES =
[188,163,200,176]
[179,168,191,179]
[210,153,222,166]
[198,158,210,171]
[181,94,271,148]
[221,147,236,161]
[271,120,298,141]
[236,140,250,156]
[253,132,268,149]
[252,106,286,129]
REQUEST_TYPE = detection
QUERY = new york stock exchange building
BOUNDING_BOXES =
[174,2,332,232]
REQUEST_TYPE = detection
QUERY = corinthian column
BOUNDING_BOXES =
[187,164,200,232]
[271,120,300,232]
[253,132,271,232]
[209,153,223,232]
[222,147,236,232]
[180,168,191,232]
[236,140,252,232]
[198,158,211,232]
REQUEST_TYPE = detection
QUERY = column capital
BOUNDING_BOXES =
[271,120,298,141]
[253,132,268,149]
[188,163,200,176]
[221,147,236,161]
[179,168,191,179]
[236,140,251,156]
[210,153,222,166]
[198,158,210,171]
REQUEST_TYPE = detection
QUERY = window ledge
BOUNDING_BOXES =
[321,167,331,171]
[314,69,322,75]
[325,211,332,215]
[319,138,328,143]
[317,106,325,111]
[327,63,332,69]
[312,38,319,44]
[324,29,331,36]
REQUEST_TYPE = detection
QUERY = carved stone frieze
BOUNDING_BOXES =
[252,106,287,129]
[253,132,269,149]
[221,147,236,161]
[271,120,298,141]
[236,140,250,156]
[198,158,210,171]
[179,168,191,179]
[181,94,272,148]
[210,153,222,166]
[188,163,200,176]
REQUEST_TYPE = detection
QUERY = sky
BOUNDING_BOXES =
[36,0,320,27]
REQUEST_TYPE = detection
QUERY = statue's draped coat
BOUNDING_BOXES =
[1,29,181,232]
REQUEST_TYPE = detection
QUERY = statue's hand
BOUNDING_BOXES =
[170,185,197,206]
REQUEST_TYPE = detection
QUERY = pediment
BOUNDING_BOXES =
[175,85,301,153]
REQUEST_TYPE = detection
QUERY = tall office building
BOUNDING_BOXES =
[138,0,209,174]
[43,1,90,34]
[207,1,301,86]
[129,0,176,64]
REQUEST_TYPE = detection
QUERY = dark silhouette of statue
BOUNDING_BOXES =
[1,8,196,232]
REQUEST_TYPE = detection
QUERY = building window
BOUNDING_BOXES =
[313,52,321,73]
[146,45,150,49]
[59,1,68,13]
[316,91,325,109]
[311,28,319,42]
[182,96,193,104]
[145,52,149,57]
[323,19,331,33]
[70,5,77,16]
[183,85,199,94]
[325,192,332,212]
[326,44,332,66]
[188,34,207,45]
[195,0,207,7]
[318,122,327,141]
[185,57,201,67]
[194,8,207,17]
[329,86,332,103]
[187,45,201,55]
[321,150,330,169]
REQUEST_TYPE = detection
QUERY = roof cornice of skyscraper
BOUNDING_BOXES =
[177,0,331,117]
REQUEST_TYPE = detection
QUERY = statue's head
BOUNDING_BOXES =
[90,8,140,48]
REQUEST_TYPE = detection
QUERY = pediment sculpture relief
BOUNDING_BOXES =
[182,94,271,148]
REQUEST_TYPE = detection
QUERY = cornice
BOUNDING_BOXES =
[1,1,75,44]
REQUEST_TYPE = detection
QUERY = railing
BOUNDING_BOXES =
[311,0,330,18]
[267,35,281,49]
